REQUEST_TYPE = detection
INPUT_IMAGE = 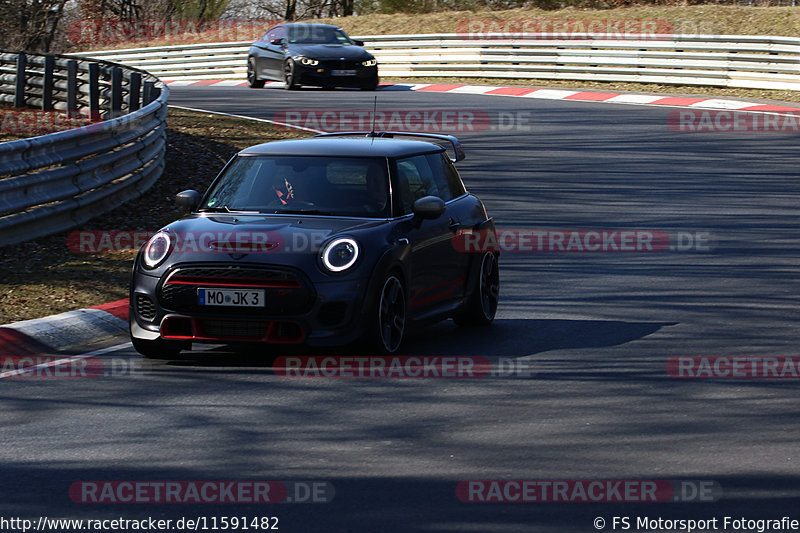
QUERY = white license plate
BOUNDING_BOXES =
[198,288,265,307]
[331,69,357,76]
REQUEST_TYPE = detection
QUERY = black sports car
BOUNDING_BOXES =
[247,23,379,90]
[129,132,499,358]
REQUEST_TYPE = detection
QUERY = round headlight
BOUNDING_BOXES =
[362,59,377,67]
[143,231,172,269]
[321,238,359,273]
[300,57,319,66]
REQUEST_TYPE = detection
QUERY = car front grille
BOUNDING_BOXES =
[200,319,270,338]
[158,265,315,315]
[319,59,362,70]
[160,316,305,343]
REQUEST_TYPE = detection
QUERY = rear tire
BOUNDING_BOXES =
[247,57,265,88]
[454,252,499,327]
[132,336,184,360]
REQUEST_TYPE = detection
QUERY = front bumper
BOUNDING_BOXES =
[295,63,378,88]
[130,263,371,347]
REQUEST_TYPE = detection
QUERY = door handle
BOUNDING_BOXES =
[448,218,461,230]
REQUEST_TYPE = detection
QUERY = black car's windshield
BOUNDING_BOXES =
[288,25,353,45]
[201,155,391,218]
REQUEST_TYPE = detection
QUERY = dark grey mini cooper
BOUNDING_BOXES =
[129,132,499,358]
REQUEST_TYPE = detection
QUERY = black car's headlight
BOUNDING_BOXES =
[362,59,377,67]
[299,57,319,66]
[321,237,359,273]
[142,230,173,269]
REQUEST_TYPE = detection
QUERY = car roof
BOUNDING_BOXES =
[277,23,341,29]
[238,137,445,158]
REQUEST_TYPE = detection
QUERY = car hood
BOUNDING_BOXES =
[160,214,387,261]
[288,43,373,60]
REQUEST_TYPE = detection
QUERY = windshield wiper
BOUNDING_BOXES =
[273,209,331,215]
[200,206,259,214]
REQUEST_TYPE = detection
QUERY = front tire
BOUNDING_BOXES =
[454,252,499,327]
[247,57,265,88]
[284,59,299,90]
[372,273,406,354]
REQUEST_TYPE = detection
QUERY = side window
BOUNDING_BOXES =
[424,153,460,203]
[267,26,284,43]
[441,153,466,198]
[396,155,439,215]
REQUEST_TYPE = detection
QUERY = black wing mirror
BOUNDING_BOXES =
[353,39,365,46]
[412,196,446,220]
[176,190,201,212]
[270,38,285,46]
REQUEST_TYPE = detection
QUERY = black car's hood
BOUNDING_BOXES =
[161,214,386,258]
[288,43,373,60]
[169,213,384,241]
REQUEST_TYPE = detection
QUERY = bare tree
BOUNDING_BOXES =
[0,0,70,51]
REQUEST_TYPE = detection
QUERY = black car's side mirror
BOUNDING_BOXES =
[270,38,285,46]
[176,190,201,212]
[412,196,446,220]
[353,39,364,46]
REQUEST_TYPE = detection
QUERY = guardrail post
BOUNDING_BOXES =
[42,56,54,111]
[15,53,27,108]
[110,66,123,116]
[66,59,78,113]
[128,72,141,112]
[143,80,159,105]
[88,62,100,121]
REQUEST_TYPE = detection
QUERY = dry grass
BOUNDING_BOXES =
[0,108,310,323]
[319,5,800,37]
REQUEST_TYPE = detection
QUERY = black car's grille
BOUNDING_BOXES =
[319,59,362,70]
[158,265,315,315]
[135,295,157,322]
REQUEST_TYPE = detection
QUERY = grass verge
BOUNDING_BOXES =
[0,107,310,323]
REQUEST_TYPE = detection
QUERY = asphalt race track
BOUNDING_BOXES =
[1,85,799,532]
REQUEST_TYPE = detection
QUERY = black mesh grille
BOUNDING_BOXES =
[158,265,315,315]
[199,320,269,339]
[136,295,157,321]
[319,59,362,70]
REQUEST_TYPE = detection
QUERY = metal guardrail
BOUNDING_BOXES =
[78,33,800,90]
[0,51,168,247]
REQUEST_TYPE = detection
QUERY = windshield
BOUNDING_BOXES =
[288,25,353,45]
[201,155,391,218]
